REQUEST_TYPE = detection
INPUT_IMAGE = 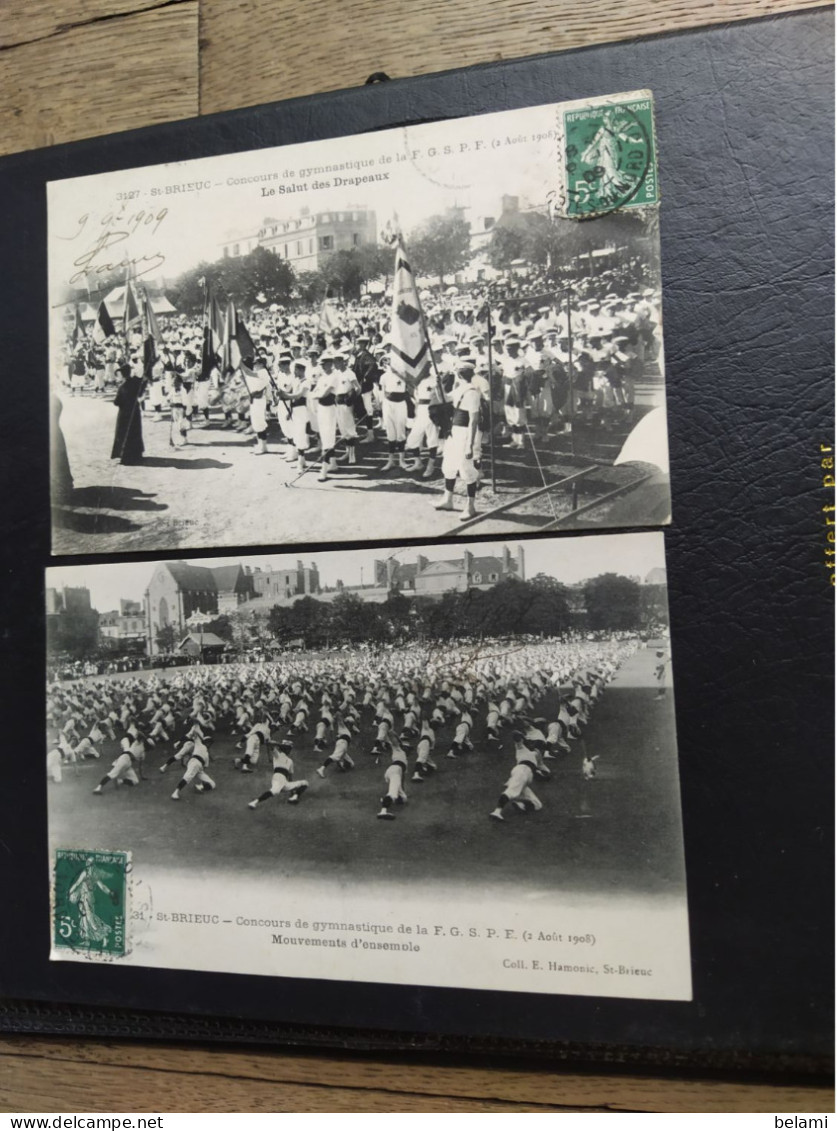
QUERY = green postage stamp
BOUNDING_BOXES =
[52,849,130,958]
[560,91,659,219]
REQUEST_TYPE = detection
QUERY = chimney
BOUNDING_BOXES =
[386,559,397,586]
[336,579,344,590]
[517,545,525,581]
[463,551,473,576]
[502,545,511,574]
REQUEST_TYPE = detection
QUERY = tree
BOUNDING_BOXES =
[329,592,386,643]
[155,624,177,653]
[267,604,291,641]
[47,610,102,658]
[407,213,472,286]
[487,211,553,272]
[318,249,373,302]
[583,573,641,632]
[383,590,412,638]
[169,261,225,315]
[171,247,296,315]
[356,243,394,290]
[639,584,669,630]
[286,596,329,647]
[224,609,255,649]
[203,615,233,642]
[419,589,474,640]
[224,246,295,309]
[519,575,571,635]
[294,270,326,305]
[487,206,649,280]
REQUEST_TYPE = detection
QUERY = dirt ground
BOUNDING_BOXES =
[48,643,686,899]
[52,393,649,554]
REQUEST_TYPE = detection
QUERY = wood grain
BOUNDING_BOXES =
[199,0,833,114]
[0,2,198,156]
[0,0,187,49]
[0,1038,833,1113]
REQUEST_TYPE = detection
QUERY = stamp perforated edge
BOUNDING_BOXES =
[555,89,659,220]
[50,847,133,961]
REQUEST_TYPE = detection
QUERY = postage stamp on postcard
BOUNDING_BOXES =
[52,849,130,958]
[561,93,659,218]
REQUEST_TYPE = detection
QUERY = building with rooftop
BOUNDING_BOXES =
[321,545,526,605]
[249,562,320,602]
[145,562,256,654]
[220,208,377,273]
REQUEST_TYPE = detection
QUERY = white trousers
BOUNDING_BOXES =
[382,399,408,442]
[406,404,440,450]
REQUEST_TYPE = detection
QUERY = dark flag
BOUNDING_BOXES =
[91,301,116,344]
[222,299,256,372]
[140,289,160,341]
[138,289,160,377]
[201,286,225,378]
[234,316,257,365]
[71,303,85,346]
[123,282,141,330]
[209,292,225,353]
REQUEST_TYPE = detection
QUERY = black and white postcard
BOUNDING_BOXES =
[49,92,669,556]
[46,530,690,1000]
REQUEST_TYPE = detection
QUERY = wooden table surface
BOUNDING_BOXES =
[1,0,833,1112]
[0,1036,833,1113]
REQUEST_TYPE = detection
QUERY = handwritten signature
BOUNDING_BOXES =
[57,207,169,286]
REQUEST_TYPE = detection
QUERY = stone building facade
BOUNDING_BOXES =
[221,208,377,272]
[144,562,255,654]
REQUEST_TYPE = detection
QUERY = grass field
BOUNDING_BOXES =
[48,643,685,899]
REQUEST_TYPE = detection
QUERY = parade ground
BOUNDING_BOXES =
[51,392,650,554]
[48,643,685,900]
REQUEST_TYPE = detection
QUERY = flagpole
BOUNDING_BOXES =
[566,286,576,459]
[395,235,447,407]
[122,266,132,362]
[485,304,498,493]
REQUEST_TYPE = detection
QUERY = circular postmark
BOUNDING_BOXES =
[401,125,477,193]
[52,848,131,960]
[563,104,653,220]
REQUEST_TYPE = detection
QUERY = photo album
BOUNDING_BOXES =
[0,10,832,1071]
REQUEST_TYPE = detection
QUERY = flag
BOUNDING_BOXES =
[318,288,340,334]
[140,289,160,341]
[200,324,215,380]
[123,282,141,330]
[71,303,85,346]
[208,290,225,353]
[221,299,255,373]
[221,299,236,374]
[233,316,256,367]
[388,238,431,390]
[142,334,157,379]
[91,301,116,344]
[201,286,225,379]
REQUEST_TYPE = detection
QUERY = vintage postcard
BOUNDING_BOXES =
[46,531,690,1000]
[49,92,669,557]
